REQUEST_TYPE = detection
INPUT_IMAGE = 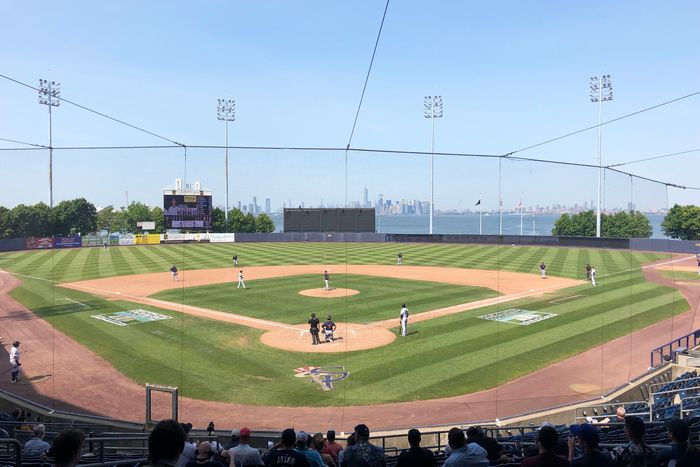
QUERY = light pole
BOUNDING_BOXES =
[38,79,60,208]
[217,99,236,231]
[590,75,613,237]
[424,95,443,235]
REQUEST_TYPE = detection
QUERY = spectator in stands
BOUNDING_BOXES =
[312,433,336,467]
[295,431,323,467]
[465,426,504,463]
[52,428,86,467]
[615,407,626,422]
[337,433,355,466]
[396,428,435,467]
[224,427,263,467]
[567,424,612,466]
[677,445,700,467]
[609,416,659,466]
[658,418,689,465]
[187,441,226,467]
[147,419,186,467]
[341,424,386,467]
[22,423,50,458]
[521,425,570,467]
[443,428,488,467]
[323,430,343,463]
[227,429,241,450]
[263,428,310,467]
[178,423,197,467]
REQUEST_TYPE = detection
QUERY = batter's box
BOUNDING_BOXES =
[479,308,557,326]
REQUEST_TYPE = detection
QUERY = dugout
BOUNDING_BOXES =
[284,208,375,233]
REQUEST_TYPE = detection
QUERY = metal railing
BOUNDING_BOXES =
[650,330,700,368]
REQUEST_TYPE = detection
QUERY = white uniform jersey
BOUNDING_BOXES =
[400,307,409,321]
[10,346,19,364]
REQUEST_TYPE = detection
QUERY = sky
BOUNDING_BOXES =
[1,0,699,213]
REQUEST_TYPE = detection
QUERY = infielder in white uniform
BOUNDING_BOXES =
[400,304,409,337]
[9,341,21,383]
[590,267,597,286]
[237,270,246,289]
[324,271,329,291]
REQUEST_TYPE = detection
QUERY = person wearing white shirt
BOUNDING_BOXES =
[9,341,20,383]
[400,305,409,337]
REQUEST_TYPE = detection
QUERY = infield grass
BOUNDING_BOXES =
[152,274,499,324]
[0,243,690,406]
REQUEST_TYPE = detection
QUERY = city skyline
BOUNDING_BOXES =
[1,1,698,211]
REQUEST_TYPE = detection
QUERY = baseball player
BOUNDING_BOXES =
[237,270,246,289]
[169,265,178,282]
[397,252,403,265]
[399,304,409,337]
[322,316,336,343]
[232,255,239,268]
[9,341,21,383]
[696,253,700,275]
[539,262,546,279]
[590,267,597,286]
[323,270,330,291]
[585,264,592,280]
[308,313,321,345]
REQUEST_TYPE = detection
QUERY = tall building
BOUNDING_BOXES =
[265,198,271,214]
[363,187,369,208]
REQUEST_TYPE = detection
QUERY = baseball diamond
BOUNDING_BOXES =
[0,242,696,432]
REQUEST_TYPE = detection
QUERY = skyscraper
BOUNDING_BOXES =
[363,187,369,208]
[265,198,271,214]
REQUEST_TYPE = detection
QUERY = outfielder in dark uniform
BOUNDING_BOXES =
[585,264,592,280]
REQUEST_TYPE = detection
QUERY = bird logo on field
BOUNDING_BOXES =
[294,366,349,391]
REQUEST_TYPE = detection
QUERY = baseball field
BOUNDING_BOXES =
[0,242,689,409]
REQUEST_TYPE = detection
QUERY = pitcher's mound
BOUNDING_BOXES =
[299,288,360,298]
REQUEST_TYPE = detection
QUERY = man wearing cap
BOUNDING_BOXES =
[225,427,263,467]
[263,428,310,467]
[396,429,435,467]
[567,424,612,466]
[322,316,336,343]
[340,424,385,467]
[226,429,241,450]
[443,428,488,467]
[186,441,226,467]
[9,340,20,383]
[294,432,323,467]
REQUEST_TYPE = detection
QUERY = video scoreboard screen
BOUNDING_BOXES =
[163,194,212,230]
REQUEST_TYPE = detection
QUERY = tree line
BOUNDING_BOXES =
[0,199,276,239]
[551,205,700,240]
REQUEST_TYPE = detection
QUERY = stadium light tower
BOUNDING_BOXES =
[38,79,61,208]
[590,75,613,238]
[217,99,236,231]
[424,95,443,235]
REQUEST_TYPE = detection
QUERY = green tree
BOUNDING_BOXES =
[552,210,596,237]
[123,202,152,233]
[9,203,53,237]
[241,212,256,233]
[97,206,117,233]
[150,207,165,233]
[255,213,276,233]
[228,208,246,232]
[53,198,97,235]
[212,207,227,233]
[662,204,700,240]
[0,206,11,238]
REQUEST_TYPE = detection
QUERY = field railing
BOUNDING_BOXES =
[650,330,700,368]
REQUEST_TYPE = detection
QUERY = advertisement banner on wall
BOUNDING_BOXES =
[119,235,134,246]
[135,234,161,245]
[25,237,54,249]
[54,236,82,248]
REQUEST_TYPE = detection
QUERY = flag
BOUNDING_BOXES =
[517,200,522,208]
[475,199,481,206]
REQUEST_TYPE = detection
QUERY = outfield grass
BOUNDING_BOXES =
[0,242,668,283]
[660,270,700,281]
[152,274,499,324]
[0,243,688,406]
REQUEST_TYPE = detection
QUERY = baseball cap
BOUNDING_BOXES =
[231,428,241,437]
[354,424,370,438]
[296,431,308,444]
[240,427,251,437]
[570,424,599,446]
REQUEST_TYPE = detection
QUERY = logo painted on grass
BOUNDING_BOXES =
[478,308,557,326]
[294,366,349,391]
[92,309,172,327]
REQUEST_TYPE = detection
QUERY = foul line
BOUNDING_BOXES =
[63,298,89,308]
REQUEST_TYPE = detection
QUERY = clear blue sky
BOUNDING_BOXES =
[1,0,698,212]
